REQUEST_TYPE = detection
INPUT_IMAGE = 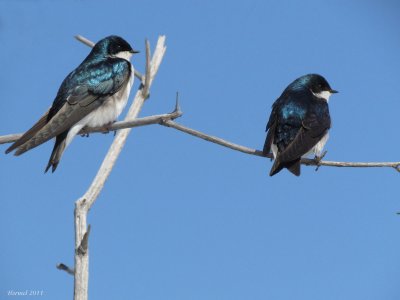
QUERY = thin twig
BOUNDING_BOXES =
[74,35,95,47]
[160,120,400,172]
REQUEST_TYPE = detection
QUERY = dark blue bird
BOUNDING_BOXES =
[263,74,338,176]
[6,35,139,172]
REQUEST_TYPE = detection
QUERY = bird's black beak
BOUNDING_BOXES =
[130,49,140,54]
[330,89,339,94]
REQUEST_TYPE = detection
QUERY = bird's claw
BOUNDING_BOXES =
[314,150,327,171]
[101,121,116,134]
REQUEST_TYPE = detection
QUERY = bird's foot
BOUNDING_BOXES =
[80,130,90,138]
[314,150,327,171]
[101,121,117,136]
[139,83,151,100]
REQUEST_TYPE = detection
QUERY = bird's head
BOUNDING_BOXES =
[289,74,338,102]
[92,35,139,61]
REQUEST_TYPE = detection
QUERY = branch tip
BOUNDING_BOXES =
[57,263,74,276]
[174,92,182,115]
[75,35,95,48]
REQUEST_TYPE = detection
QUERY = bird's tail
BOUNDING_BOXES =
[270,158,301,177]
[5,110,50,154]
[45,131,68,173]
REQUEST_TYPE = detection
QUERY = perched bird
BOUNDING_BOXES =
[6,35,139,172]
[263,74,338,176]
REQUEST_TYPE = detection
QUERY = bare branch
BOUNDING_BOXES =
[160,120,400,172]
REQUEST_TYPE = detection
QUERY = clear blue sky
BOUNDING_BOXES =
[1,1,400,299]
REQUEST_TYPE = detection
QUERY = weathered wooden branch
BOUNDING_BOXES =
[71,35,166,300]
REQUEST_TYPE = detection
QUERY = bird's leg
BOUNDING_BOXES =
[314,150,327,171]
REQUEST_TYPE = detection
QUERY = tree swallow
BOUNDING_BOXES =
[6,35,139,172]
[263,74,338,176]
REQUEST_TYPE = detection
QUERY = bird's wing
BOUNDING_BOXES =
[277,112,330,163]
[7,59,132,156]
[263,120,276,155]
[263,99,280,155]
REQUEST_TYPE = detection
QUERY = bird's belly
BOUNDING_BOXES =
[85,75,133,128]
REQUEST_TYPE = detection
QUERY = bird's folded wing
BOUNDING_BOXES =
[263,120,276,155]
[263,101,280,155]
[14,91,101,155]
[277,114,329,163]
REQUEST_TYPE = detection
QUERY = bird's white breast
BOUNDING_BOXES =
[84,65,134,128]
[65,64,134,147]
